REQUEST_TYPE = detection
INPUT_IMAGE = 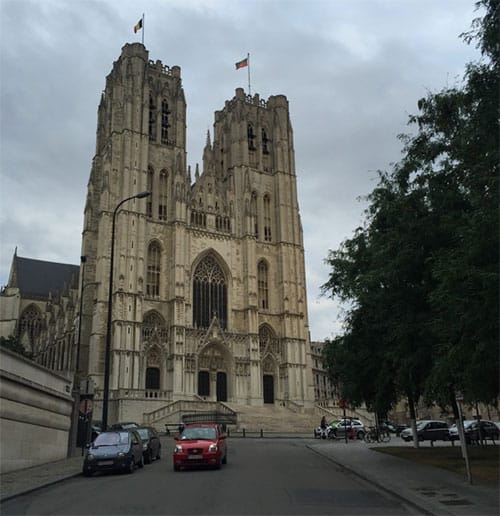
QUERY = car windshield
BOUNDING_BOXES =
[94,432,129,446]
[136,428,150,440]
[416,421,429,430]
[181,427,217,440]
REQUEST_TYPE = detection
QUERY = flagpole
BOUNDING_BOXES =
[142,13,145,46]
[247,53,251,96]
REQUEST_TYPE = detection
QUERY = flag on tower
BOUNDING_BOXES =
[134,18,143,33]
[235,57,248,70]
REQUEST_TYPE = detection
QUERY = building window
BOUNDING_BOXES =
[145,367,160,390]
[161,99,169,144]
[262,128,269,154]
[247,124,256,151]
[17,305,43,347]
[159,170,167,220]
[198,371,210,396]
[146,167,154,218]
[149,96,156,142]
[251,191,258,238]
[190,210,206,228]
[263,194,272,241]
[146,242,161,297]
[192,255,227,329]
[258,260,269,310]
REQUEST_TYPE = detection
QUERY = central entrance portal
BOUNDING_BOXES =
[263,374,274,404]
[216,371,227,402]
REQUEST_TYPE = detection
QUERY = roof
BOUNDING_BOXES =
[13,256,80,299]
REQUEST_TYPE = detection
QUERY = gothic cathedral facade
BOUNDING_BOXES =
[80,43,314,422]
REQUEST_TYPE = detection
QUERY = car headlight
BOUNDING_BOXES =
[174,445,183,453]
[117,452,125,457]
[208,444,218,452]
[87,454,94,461]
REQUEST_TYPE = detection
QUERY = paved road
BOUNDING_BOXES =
[1,438,415,515]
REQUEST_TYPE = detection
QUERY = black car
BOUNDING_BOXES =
[110,422,139,430]
[400,420,450,442]
[83,429,144,476]
[449,420,499,444]
[136,426,161,464]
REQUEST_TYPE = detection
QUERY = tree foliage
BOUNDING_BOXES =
[321,0,499,415]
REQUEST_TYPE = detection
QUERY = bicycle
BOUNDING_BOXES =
[363,426,391,443]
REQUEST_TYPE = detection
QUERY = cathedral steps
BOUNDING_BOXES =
[225,403,319,433]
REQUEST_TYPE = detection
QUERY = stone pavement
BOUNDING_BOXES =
[1,435,498,515]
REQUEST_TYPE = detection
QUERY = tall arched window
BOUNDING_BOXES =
[263,194,272,242]
[262,128,269,154]
[149,95,157,142]
[193,255,227,329]
[17,305,43,347]
[146,242,161,297]
[251,191,258,238]
[258,260,269,310]
[146,167,154,218]
[161,99,169,144]
[159,170,167,220]
[247,124,256,151]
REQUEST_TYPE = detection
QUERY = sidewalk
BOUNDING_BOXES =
[1,437,498,515]
[307,439,499,516]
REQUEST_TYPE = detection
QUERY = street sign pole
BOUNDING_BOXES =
[456,393,472,484]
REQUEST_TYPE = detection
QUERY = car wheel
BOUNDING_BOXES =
[138,455,144,468]
[222,451,227,464]
[156,447,161,460]
[127,459,135,474]
[357,431,365,440]
[145,450,152,464]
[83,466,93,477]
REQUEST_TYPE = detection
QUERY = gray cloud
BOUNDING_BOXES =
[0,0,480,341]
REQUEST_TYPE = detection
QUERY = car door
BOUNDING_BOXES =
[130,430,142,463]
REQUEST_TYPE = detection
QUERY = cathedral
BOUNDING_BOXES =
[1,43,316,424]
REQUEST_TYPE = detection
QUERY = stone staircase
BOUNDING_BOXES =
[225,404,319,433]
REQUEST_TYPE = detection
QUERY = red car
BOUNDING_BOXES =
[173,423,228,471]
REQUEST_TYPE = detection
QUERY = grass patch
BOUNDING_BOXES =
[373,445,499,485]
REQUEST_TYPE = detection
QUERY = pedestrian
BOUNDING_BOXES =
[178,420,185,434]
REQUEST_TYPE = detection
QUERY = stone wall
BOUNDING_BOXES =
[0,348,73,473]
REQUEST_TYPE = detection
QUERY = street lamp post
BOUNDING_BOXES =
[102,191,151,431]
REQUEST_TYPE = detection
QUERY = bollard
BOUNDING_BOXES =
[243,428,246,438]
[260,429,263,438]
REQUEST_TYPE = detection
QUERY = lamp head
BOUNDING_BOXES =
[136,191,151,199]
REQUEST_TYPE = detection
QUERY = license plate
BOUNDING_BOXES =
[98,460,114,466]
[188,454,202,460]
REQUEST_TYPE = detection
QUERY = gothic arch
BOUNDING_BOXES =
[197,340,234,402]
[191,250,231,330]
[17,304,44,351]
[259,324,280,359]
[142,310,167,345]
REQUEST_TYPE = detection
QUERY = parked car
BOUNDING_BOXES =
[110,422,139,430]
[136,426,161,463]
[329,418,366,439]
[449,420,499,444]
[380,421,408,436]
[173,423,227,471]
[82,429,144,476]
[400,420,449,443]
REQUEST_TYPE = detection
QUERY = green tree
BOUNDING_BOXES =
[321,0,499,420]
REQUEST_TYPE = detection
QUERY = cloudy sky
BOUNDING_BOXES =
[0,0,481,341]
